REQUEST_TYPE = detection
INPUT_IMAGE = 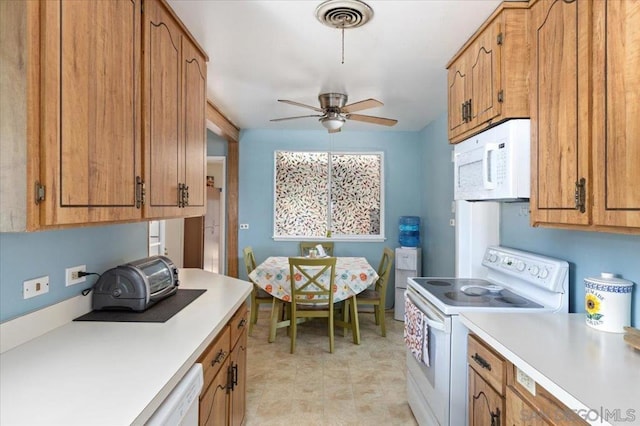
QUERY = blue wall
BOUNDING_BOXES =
[501,202,640,325]
[237,129,422,307]
[419,113,640,326]
[419,113,456,277]
[0,223,148,322]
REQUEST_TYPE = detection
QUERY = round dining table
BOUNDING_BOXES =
[248,256,379,302]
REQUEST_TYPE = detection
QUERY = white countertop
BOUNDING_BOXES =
[460,312,640,426]
[0,269,252,426]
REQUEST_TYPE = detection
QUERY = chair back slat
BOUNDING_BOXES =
[289,257,336,305]
[376,247,394,292]
[243,246,257,276]
[299,241,335,257]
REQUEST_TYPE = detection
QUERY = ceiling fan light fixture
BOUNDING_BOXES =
[320,116,346,131]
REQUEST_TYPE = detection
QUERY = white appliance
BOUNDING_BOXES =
[454,119,530,201]
[147,364,204,426]
[395,247,422,321]
[405,246,569,426]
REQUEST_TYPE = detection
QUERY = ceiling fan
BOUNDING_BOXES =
[270,93,398,133]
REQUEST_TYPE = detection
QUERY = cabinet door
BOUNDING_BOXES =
[530,0,591,226]
[229,331,247,426]
[469,369,505,426]
[505,387,550,426]
[448,57,469,140]
[592,0,640,229]
[200,359,229,426]
[181,35,207,216]
[469,19,501,127]
[143,0,182,218]
[40,0,142,225]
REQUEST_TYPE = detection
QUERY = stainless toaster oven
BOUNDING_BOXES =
[92,256,179,312]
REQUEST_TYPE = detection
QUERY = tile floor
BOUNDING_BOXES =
[244,308,418,425]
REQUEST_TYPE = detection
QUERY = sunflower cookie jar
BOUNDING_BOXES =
[584,273,634,333]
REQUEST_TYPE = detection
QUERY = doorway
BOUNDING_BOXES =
[148,218,184,267]
[182,156,227,273]
[203,156,226,273]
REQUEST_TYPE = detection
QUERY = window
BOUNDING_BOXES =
[273,151,384,241]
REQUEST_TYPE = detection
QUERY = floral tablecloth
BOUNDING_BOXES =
[249,257,379,303]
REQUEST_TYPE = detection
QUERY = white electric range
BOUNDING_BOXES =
[405,246,569,426]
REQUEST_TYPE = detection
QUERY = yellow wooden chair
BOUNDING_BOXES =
[299,241,334,257]
[243,246,275,336]
[344,247,394,337]
[288,257,337,354]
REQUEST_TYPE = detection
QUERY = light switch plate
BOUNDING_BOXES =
[23,276,49,299]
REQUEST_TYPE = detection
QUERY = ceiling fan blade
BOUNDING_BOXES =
[277,99,323,113]
[346,113,398,127]
[341,98,383,113]
[328,128,341,134]
[270,114,323,122]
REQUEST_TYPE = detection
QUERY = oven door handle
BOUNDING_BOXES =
[406,289,450,333]
[424,315,446,332]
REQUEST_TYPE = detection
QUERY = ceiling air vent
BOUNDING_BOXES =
[315,0,374,29]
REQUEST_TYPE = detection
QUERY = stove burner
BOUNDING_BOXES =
[460,285,489,296]
[495,295,529,306]
[425,280,453,287]
[444,291,490,304]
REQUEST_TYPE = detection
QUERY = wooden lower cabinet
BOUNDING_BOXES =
[200,358,230,426]
[469,369,505,426]
[505,386,550,426]
[468,334,587,426]
[506,365,587,426]
[198,303,248,426]
[468,334,506,426]
[228,330,247,426]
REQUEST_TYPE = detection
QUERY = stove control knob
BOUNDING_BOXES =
[487,253,498,263]
[530,265,540,276]
[516,261,526,272]
[539,268,550,279]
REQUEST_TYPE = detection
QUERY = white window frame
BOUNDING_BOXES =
[272,150,385,242]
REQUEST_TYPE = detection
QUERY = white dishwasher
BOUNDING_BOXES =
[147,363,203,426]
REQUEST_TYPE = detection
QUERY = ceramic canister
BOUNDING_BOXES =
[584,273,634,333]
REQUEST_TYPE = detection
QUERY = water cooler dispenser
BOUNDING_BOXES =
[395,217,422,321]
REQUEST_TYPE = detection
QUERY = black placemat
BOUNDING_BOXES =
[73,289,206,323]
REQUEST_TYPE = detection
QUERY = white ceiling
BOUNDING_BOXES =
[167,0,505,132]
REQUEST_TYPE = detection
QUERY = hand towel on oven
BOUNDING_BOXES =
[404,295,430,366]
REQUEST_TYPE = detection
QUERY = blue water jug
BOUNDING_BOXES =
[399,216,420,247]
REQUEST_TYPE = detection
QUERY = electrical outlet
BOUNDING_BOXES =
[23,276,49,299]
[516,367,536,396]
[66,265,86,287]
[239,224,249,230]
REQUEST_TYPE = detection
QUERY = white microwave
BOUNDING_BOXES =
[453,119,530,201]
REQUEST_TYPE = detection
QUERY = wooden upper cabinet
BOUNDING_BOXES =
[143,0,207,219]
[530,0,639,233]
[530,0,591,227]
[447,3,529,143]
[40,0,142,226]
[591,0,640,229]
[143,0,182,218]
[469,21,501,127]
[181,35,207,216]
[448,57,468,138]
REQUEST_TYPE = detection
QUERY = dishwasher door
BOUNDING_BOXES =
[147,363,204,426]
